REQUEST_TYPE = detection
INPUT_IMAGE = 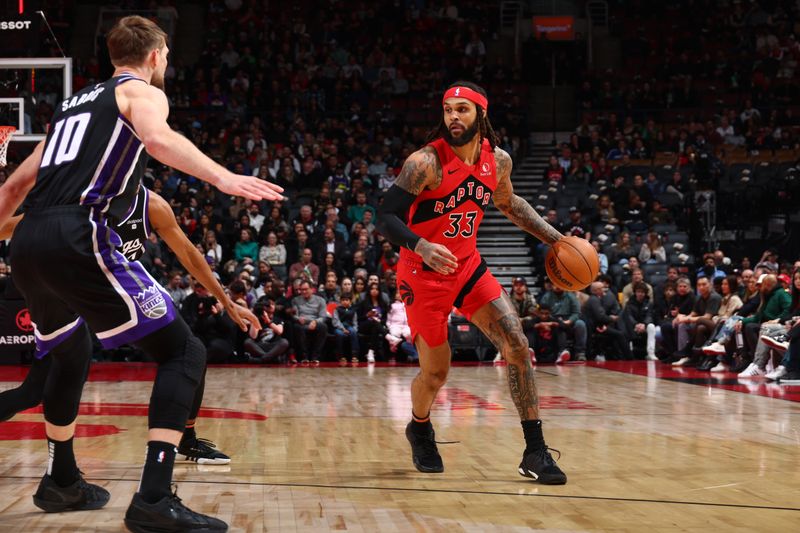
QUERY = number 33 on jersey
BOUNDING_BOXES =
[404,137,497,263]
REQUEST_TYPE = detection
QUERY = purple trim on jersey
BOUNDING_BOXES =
[105,142,144,212]
[115,75,145,85]
[98,134,141,208]
[34,318,85,359]
[142,187,152,238]
[81,125,138,207]
[118,185,147,227]
[92,217,176,349]
[97,309,174,349]
[119,187,139,222]
[80,75,144,212]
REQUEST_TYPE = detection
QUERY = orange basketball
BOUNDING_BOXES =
[545,236,600,291]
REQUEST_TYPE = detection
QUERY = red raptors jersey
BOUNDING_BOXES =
[402,137,497,263]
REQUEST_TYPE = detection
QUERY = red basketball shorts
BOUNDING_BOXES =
[396,251,504,347]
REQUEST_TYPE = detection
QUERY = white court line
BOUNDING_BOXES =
[687,482,744,491]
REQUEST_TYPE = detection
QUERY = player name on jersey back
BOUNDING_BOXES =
[60,86,106,112]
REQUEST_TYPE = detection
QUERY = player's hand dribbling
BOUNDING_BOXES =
[415,239,459,275]
[218,172,285,201]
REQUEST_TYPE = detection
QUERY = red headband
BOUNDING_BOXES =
[442,86,488,110]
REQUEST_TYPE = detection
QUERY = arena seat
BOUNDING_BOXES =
[648,273,668,289]
[653,153,677,166]
[668,252,695,265]
[642,263,667,278]
[652,223,677,234]
[656,192,683,208]
[664,231,689,246]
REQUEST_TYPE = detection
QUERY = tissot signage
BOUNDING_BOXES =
[0,0,42,55]
[0,20,32,30]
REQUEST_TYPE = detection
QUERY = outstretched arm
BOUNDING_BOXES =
[121,82,283,202]
[0,141,44,231]
[147,191,260,333]
[377,147,458,275]
[492,148,563,245]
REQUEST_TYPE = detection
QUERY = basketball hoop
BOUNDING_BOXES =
[0,126,16,168]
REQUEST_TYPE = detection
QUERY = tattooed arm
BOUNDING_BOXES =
[493,148,563,245]
[395,145,441,195]
[377,147,458,275]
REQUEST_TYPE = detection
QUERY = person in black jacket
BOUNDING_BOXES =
[181,280,238,363]
[244,300,290,363]
[621,282,657,360]
[657,277,695,360]
[356,282,390,363]
[653,266,680,310]
[582,282,631,360]
[654,280,678,324]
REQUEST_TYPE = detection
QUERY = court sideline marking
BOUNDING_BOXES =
[0,474,797,512]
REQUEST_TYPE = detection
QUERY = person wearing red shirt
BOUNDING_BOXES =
[378,81,567,485]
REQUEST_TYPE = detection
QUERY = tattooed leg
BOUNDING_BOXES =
[506,359,540,420]
[471,294,540,420]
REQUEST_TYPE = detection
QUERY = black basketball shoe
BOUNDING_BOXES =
[124,488,228,532]
[176,437,231,465]
[518,447,567,485]
[32,473,110,513]
[405,422,444,473]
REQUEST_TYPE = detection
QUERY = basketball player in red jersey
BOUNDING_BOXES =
[377,81,567,484]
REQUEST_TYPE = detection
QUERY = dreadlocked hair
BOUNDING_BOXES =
[425,80,501,150]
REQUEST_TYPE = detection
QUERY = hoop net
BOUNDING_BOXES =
[0,126,16,168]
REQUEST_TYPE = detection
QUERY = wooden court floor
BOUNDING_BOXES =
[0,360,798,532]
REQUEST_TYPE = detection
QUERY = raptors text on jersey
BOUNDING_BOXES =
[403,138,497,263]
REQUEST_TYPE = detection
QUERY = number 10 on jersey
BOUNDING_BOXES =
[40,113,92,168]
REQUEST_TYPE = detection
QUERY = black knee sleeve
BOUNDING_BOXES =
[135,318,207,431]
[189,365,207,421]
[42,325,92,426]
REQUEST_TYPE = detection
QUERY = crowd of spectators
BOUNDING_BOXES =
[0,0,526,365]
[584,0,800,115]
[575,0,800,167]
[512,84,800,379]
[118,0,528,366]
[121,172,424,364]
[3,1,800,378]
[507,261,800,381]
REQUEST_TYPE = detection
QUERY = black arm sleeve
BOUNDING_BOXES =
[376,185,422,252]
